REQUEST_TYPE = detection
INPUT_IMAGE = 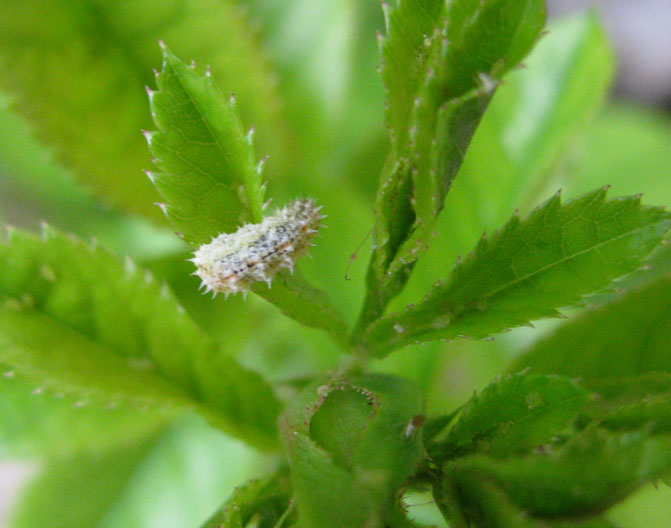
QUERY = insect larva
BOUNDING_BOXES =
[190,198,323,297]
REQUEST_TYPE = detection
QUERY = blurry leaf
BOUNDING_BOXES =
[0,227,280,448]
[490,12,615,216]
[0,0,289,221]
[607,480,671,528]
[554,520,620,528]
[436,476,544,528]
[0,94,187,261]
[147,43,265,244]
[12,415,260,528]
[395,12,615,314]
[280,374,424,528]
[439,427,671,519]
[513,274,671,379]
[436,474,620,528]
[11,429,161,528]
[358,0,546,333]
[363,188,671,355]
[200,471,293,528]
[0,373,175,458]
[600,393,671,435]
[576,374,671,422]
[564,104,671,207]
[422,408,462,447]
[429,373,588,462]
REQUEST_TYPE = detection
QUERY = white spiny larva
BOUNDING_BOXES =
[190,198,323,297]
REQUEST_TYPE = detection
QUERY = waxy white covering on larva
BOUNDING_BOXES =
[190,198,323,297]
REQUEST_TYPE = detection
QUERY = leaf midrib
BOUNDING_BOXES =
[450,213,667,308]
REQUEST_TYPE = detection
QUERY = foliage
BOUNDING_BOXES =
[0,1,670,527]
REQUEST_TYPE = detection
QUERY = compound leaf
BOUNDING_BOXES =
[394,12,615,314]
[359,0,546,332]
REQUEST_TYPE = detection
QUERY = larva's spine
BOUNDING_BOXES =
[190,198,323,297]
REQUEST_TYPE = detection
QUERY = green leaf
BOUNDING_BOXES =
[439,427,671,519]
[358,0,546,333]
[435,474,621,528]
[11,415,260,528]
[380,0,445,152]
[600,392,671,435]
[0,0,289,222]
[147,45,348,346]
[280,374,424,528]
[251,271,350,350]
[362,188,671,355]
[0,226,280,448]
[0,94,186,261]
[435,476,545,528]
[200,471,294,528]
[0,373,174,458]
[399,0,547,232]
[487,12,615,218]
[147,43,265,244]
[575,374,671,422]
[513,274,671,379]
[11,431,160,528]
[429,373,589,462]
[393,12,615,314]
[564,104,671,208]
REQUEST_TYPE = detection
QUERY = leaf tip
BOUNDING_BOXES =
[143,170,156,184]
[142,129,155,146]
[257,156,268,175]
[477,72,498,94]
[145,85,156,101]
[155,202,168,217]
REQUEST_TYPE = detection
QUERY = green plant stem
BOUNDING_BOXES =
[351,284,386,348]
[433,475,469,528]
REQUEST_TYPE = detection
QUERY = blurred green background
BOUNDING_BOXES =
[0,1,670,527]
